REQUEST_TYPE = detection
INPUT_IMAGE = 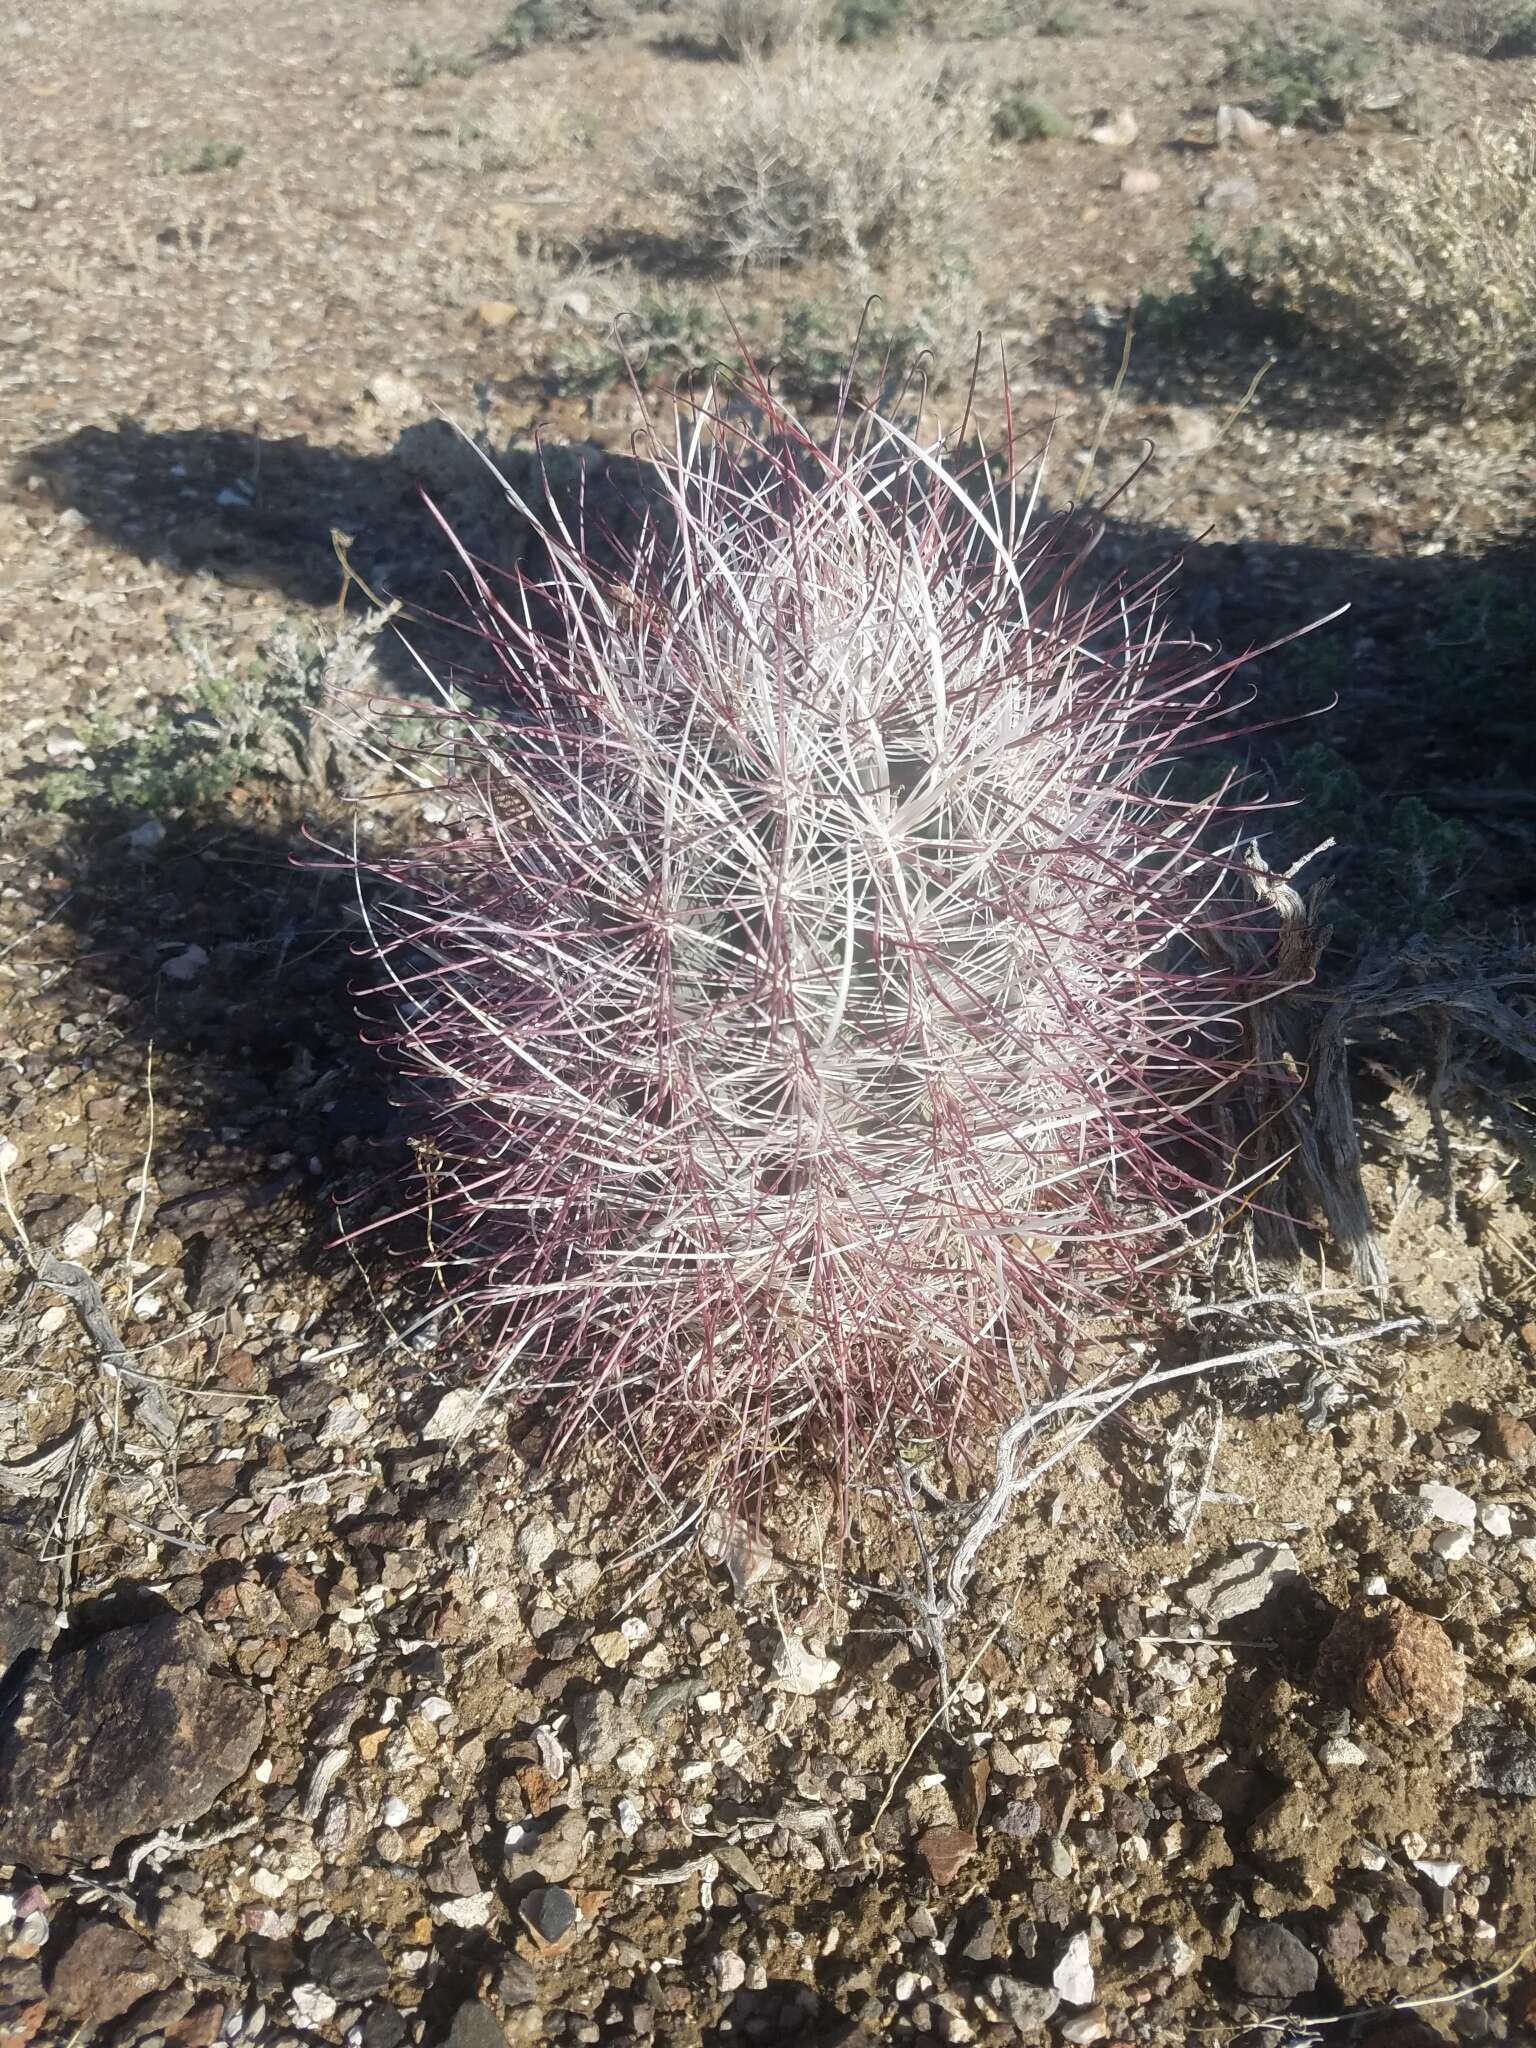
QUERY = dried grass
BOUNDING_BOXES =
[1403,0,1536,53]
[713,0,827,58]
[644,48,975,269]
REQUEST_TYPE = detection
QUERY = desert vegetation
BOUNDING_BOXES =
[2,3,1535,2045]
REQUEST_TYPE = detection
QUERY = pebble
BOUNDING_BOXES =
[771,1634,840,1696]
[1201,175,1259,210]
[290,1984,339,2027]
[1319,1734,1369,1771]
[1089,109,1137,148]
[433,1892,494,1929]
[1052,1932,1095,2007]
[161,944,209,984]
[1215,102,1271,147]
[1229,1919,1318,1999]
[1419,1482,1477,1530]
[1478,1503,1512,1539]
[1120,168,1162,197]
[519,1884,578,1954]
[1058,2010,1109,2046]
[1432,1529,1473,1561]
[1184,1543,1304,1624]
[713,1953,746,1995]
[987,1978,1060,2029]
[916,1825,976,1886]
[1315,1598,1465,1734]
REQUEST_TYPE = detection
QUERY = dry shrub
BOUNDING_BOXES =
[1259,120,1536,414]
[713,0,827,58]
[1403,0,1536,53]
[646,49,974,267]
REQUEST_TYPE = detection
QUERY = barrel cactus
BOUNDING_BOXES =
[352,369,1289,1495]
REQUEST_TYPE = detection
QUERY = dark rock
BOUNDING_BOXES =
[1321,1911,1366,1963]
[0,1614,264,1871]
[984,1976,1060,2030]
[0,1956,48,2048]
[48,1921,174,2029]
[309,1923,389,2001]
[359,2007,410,2048]
[176,1463,240,1516]
[165,1996,227,2047]
[0,1538,56,1678]
[1229,1919,1319,2000]
[442,2002,507,2048]
[274,1369,333,1423]
[519,1885,578,1954]
[182,1234,246,1312]
[994,1798,1042,1842]
[245,1936,298,1995]
[1106,1791,1151,1836]
[566,1688,626,1767]
[492,1951,540,2010]
[1458,1712,1536,1798]
[122,1987,196,2037]
[428,1837,484,1897]
[957,1897,1000,1964]
[1483,1409,1535,1463]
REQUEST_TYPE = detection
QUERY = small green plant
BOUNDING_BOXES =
[543,292,725,395]
[396,40,480,86]
[1224,18,1377,128]
[1133,227,1292,345]
[38,631,334,821]
[159,140,245,175]
[774,271,981,399]
[1284,744,1470,940]
[491,0,611,54]
[830,0,909,42]
[1036,3,1084,34]
[991,88,1071,142]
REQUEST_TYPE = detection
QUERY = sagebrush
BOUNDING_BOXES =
[350,366,1297,1494]
[1254,119,1536,414]
[645,49,973,267]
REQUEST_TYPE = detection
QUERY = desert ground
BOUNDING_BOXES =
[1,3,1535,2046]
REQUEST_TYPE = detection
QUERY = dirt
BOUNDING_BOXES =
[2,2,1536,2045]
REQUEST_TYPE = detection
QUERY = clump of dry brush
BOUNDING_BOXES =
[350,364,1308,1500]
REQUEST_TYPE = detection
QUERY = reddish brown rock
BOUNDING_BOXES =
[1315,1598,1465,1734]
[1484,1407,1535,1462]
[49,1921,174,2029]
[916,1824,977,1885]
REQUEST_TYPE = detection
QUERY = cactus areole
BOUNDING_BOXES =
[350,366,1298,1497]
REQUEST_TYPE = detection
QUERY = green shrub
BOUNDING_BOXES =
[38,632,334,821]
[1224,18,1378,128]
[830,0,909,42]
[991,88,1071,141]
[159,140,245,174]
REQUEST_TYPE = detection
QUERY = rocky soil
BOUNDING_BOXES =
[3,3,1536,2045]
